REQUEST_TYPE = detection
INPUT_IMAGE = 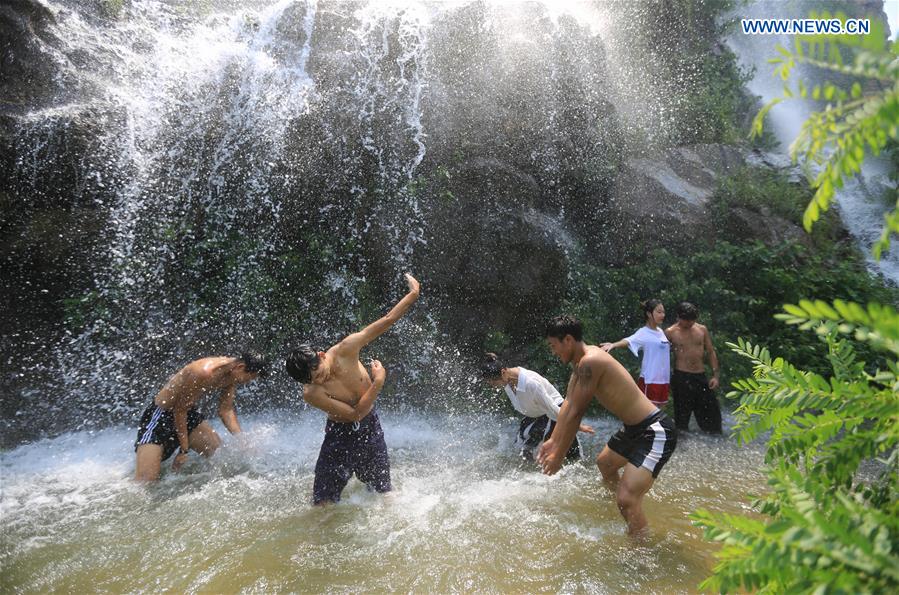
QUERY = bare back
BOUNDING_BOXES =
[153,356,236,410]
[571,345,658,426]
[667,323,709,373]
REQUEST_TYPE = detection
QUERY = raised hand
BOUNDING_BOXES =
[404,273,420,296]
[370,359,386,385]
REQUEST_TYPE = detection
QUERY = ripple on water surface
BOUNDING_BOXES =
[1,409,765,593]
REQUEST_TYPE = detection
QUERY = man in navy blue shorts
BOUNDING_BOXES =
[285,273,420,504]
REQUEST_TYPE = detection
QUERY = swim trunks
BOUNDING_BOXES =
[518,415,582,461]
[671,370,722,433]
[133,403,205,461]
[606,410,677,478]
[637,377,670,407]
[312,409,391,504]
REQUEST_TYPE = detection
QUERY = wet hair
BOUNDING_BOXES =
[677,301,699,321]
[239,351,269,377]
[545,315,583,342]
[285,345,320,384]
[641,299,663,322]
[480,352,505,380]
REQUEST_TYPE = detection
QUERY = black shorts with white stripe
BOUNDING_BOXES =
[606,410,677,478]
[133,403,205,461]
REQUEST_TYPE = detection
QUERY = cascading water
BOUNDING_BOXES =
[727,0,899,284]
[3,0,887,591]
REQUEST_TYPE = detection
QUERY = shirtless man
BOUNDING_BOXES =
[285,273,420,504]
[133,353,269,481]
[666,302,722,434]
[537,315,677,535]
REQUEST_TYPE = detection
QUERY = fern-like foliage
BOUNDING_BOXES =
[749,11,899,255]
[693,300,899,593]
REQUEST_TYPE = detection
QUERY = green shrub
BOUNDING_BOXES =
[692,302,899,593]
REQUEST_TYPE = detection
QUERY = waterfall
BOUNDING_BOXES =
[726,0,899,284]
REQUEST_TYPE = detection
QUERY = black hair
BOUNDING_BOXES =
[480,352,504,380]
[239,351,270,377]
[676,301,699,321]
[285,345,320,384]
[545,315,583,342]
[641,299,663,321]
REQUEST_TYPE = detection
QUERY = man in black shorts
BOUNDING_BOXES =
[666,302,722,434]
[537,316,677,535]
[286,274,420,504]
[134,353,268,481]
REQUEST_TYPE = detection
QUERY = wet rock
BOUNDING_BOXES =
[606,143,809,260]
[0,0,60,109]
[417,158,569,344]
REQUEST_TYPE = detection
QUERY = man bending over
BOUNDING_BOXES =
[134,353,268,481]
[537,316,677,535]
[286,273,420,504]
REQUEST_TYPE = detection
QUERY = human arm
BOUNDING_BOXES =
[704,326,720,390]
[218,385,242,435]
[171,399,192,471]
[303,361,386,422]
[537,361,596,475]
[532,374,594,434]
[339,274,420,354]
[600,339,629,352]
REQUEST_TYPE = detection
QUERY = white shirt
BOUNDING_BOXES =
[625,326,671,384]
[503,367,565,420]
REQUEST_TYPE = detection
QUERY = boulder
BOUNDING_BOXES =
[605,143,809,260]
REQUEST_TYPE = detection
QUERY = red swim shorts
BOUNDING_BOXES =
[637,377,670,406]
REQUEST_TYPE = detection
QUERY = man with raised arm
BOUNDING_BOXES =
[285,273,420,505]
[134,352,269,481]
[536,315,677,535]
[666,302,723,434]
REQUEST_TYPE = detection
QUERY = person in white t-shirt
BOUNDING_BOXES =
[481,353,594,461]
[600,299,671,407]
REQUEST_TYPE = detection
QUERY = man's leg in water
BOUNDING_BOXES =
[694,382,723,434]
[135,444,164,481]
[596,445,628,488]
[617,464,655,535]
[188,422,223,457]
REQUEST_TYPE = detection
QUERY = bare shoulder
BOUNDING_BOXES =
[187,356,230,379]
[578,347,609,375]
[302,383,325,403]
[332,336,356,356]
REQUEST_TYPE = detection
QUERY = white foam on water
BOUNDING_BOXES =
[2,408,766,592]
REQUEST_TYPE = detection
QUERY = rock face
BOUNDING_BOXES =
[417,158,572,344]
[0,0,59,109]
[0,0,857,443]
[605,143,809,262]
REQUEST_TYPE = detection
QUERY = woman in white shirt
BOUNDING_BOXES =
[600,299,671,407]
[481,353,593,461]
